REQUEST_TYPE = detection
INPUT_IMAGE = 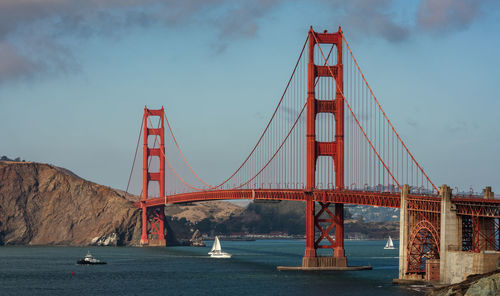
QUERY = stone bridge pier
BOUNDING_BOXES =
[398,184,500,284]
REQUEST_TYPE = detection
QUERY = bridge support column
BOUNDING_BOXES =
[440,184,460,284]
[334,203,345,259]
[476,187,496,251]
[140,206,166,247]
[398,184,409,279]
[304,199,316,259]
[140,106,167,247]
[140,204,148,245]
[149,207,166,246]
[302,201,346,268]
[301,26,347,269]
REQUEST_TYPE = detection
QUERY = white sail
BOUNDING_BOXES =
[209,236,222,254]
[209,236,231,258]
[384,236,395,249]
[212,237,221,252]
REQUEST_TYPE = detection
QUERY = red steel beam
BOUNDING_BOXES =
[135,191,500,215]
[453,197,500,218]
[134,189,403,208]
[407,195,441,213]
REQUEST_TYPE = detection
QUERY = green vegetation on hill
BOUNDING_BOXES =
[197,201,309,235]
[0,155,24,162]
[165,201,400,241]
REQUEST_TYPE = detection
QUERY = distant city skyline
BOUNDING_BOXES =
[1,0,499,194]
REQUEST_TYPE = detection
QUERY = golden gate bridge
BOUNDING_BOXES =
[125,27,500,283]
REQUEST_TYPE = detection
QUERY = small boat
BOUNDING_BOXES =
[384,236,395,250]
[77,251,107,265]
[208,236,231,258]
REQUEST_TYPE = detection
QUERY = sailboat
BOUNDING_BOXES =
[384,236,395,249]
[208,236,232,258]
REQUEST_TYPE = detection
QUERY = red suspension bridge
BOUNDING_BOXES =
[126,27,500,282]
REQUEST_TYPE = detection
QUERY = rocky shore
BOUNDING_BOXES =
[189,229,205,247]
[427,270,500,296]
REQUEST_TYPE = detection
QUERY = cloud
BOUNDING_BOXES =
[407,118,419,128]
[416,0,489,34]
[328,0,410,42]
[0,0,283,84]
[0,0,496,85]
[323,0,497,43]
[0,42,40,83]
[212,0,282,52]
[281,105,302,123]
[445,120,468,133]
[0,1,159,84]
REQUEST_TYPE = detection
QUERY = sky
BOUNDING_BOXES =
[0,0,499,195]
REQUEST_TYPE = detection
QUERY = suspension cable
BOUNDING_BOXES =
[164,113,215,189]
[162,38,335,192]
[232,103,306,189]
[155,101,307,192]
[147,117,207,191]
[126,114,144,193]
[162,35,309,190]
[312,31,402,191]
[340,32,438,193]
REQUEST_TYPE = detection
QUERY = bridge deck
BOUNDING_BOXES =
[136,189,404,208]
[134,189,500,218]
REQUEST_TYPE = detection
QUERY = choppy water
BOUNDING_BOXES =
[0,240,425,295]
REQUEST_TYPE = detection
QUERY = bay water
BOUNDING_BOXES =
[0,240,425,295]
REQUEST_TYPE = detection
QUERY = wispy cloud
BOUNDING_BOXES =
[417,0,490,34]
[0,0,496,85]
[407,118,419,128]
[326,0,410,42]
[0,42,40,83]
[0,1,160,84]
[212,0,282,52]
[0,0,282,84]
[324,0,495,43]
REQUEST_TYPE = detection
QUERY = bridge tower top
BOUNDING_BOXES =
[142,106,165,200]
[306,27,344,191]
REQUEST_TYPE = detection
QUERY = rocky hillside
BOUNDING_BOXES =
[428,269,500,296]
[0,161,246,246]
[0,161,142,246]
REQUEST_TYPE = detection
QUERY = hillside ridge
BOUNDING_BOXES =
[0,161,243,246]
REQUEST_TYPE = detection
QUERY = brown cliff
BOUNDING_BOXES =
[0,161,142,246]
[0,161,245,246]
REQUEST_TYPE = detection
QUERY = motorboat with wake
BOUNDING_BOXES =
[77,251,107,265]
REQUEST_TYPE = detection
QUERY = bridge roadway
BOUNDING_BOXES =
[136,189,401,208]
[134,189,500,218]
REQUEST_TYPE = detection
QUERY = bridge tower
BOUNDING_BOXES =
[140,107,166,247]
[303,27,346,267]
